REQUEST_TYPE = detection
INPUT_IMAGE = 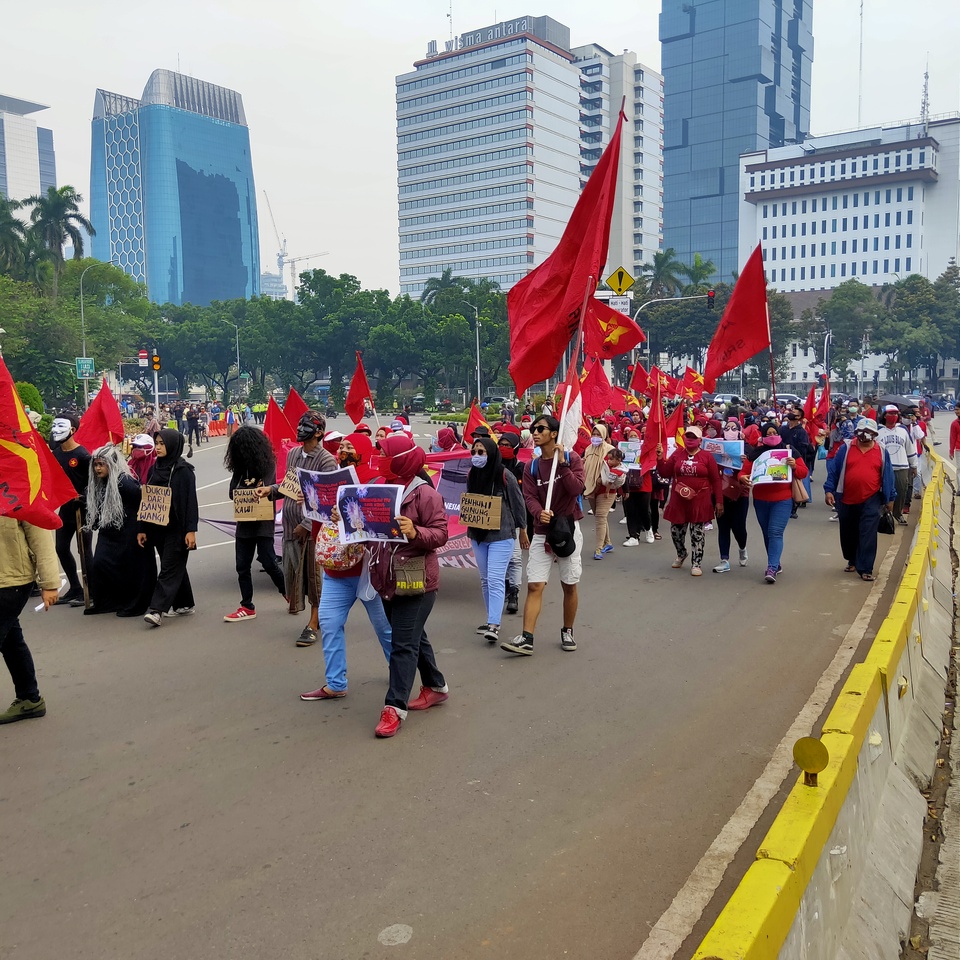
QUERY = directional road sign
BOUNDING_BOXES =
[609,296,632,314]
[76,357,95,379]
[605,266,635,295]
[138,349,149,367]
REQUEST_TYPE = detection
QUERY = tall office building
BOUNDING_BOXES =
[397,16,662,296]
[90,69,260,306]
[660,0,812,279]
[0,94,56,200]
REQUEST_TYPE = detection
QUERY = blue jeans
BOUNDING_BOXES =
[752,498,793,572]
[507,537,522,589]
[471,538,515,625]
[318,572,391,693]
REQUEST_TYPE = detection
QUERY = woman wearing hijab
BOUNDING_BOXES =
[466,436,528,645]
[223,426,286,623]
[430,425,466,454]
[84,445,156,617]
[301,433,392,702]
[128,434,157,486]
[368,433,449,739]
[712,419,750,573]
[583,424,618,560]
[656,425,723,576]
[137,429,199,626]
[498,432,527,614]
[739,422,808,584]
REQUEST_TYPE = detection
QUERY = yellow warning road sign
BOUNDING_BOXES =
[605,266,635,295]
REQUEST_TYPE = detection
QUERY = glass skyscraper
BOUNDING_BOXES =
[660,0,812,279]
[0,94,56,200]
[90,70,259,306]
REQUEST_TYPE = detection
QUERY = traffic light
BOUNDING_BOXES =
[151,352,161,371]
[706,290,715,310]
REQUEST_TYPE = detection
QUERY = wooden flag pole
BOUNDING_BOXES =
[765,301,778,406]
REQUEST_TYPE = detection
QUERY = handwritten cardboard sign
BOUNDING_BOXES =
[233,486,275,521]
[276,469,302,500]
[459,493,502,530]
[137,484,171,526]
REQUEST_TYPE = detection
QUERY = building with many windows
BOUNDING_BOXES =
[0,94,56,200]
[90,69,260,306]
[396,15,662,297]
[660,0,812,280]
[738,116,960,291]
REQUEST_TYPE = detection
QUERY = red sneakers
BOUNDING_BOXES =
[375,706,402,738]
[224,606,256,623]
[407,687,449,711]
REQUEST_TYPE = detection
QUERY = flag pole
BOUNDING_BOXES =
[765,301,778,405]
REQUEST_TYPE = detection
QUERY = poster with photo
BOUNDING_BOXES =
[297,466,358,523]
[750,448,793,485]
[702,439,744,472]
[336,484,407,543]
[618,440,641,469]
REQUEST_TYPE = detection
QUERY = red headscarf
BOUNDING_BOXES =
[377,433,426,482]
[340,432,377,483]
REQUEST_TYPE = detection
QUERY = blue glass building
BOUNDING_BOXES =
[90,70,259,306]
[660,0,812,279]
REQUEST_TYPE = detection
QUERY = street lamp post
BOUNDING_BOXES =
[79,259,119,409]
[860,333,870,400]
[823,330,833,388]
[461,302,481,402]
[220,319,241,401]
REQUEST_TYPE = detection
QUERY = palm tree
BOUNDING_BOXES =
[678,252,717,292]
[640,248,684,298]
[421,267,464,306]
[0,195,26,276]
[24,185,95,297]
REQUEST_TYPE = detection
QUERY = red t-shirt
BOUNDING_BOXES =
[842,444,883,504]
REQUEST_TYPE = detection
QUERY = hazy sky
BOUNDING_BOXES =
[6,1,958,295]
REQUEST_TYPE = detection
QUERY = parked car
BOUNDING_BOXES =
[411,395,426,412]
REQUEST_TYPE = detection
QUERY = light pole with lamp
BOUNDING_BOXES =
[79,258,119,409]
[461,301,481,402]
[219,319,241,402]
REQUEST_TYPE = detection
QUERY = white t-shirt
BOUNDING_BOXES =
[876,424,917,469]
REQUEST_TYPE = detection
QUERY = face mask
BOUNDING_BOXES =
[590,436,603,446]
[705,427,718,438]
[683,438,700,452]
[471,454,488,468]
[761,435,781,447]
[51,418,72,442]
[339,452,359,466]
[499,446,515,461]
[884,416,898,428]
[376,455,395,478]
[723,429,740,440]
[848,407,858,415]
[856,431,874,442]
[296,425,316,442]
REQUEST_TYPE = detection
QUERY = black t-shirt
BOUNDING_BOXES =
[53,443,91,498]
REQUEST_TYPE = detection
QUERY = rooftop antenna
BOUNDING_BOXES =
[920,55,930,132]
[447,0,453,43]
[857,0,864,127]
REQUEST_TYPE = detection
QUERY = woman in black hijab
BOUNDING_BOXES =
[497,431,528,614]
[137,428,199,627]
[467,436,528,645]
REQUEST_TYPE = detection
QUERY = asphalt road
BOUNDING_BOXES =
[1,415,913,960]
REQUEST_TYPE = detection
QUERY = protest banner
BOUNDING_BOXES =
[702,439,744,471]
[459,493,502,530]
[618,440,641,467]
[299,466,358,523]
[233,486,275,521]
[276,469,302,500]
[337,484,406,543]
[137,485,172,525]
[750,448,793,485]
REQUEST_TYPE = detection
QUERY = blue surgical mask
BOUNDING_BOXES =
[471,454,488,468]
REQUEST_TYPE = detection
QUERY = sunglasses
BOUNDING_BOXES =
[532,425,551,434]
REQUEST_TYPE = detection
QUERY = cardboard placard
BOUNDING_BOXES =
[459,493,502,530]
[137,484,172,526]
[276,469,302,499]
[233,486,275,521]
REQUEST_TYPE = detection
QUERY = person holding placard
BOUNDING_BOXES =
[497,431,527,614]
[223,426,286,623]
[712,420,750,573]
[465,436,528,646]
[137,429,199,626]
[583,424,618,561]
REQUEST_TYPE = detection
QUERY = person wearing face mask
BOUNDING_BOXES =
[583,424,617,560]
[431,426,465,454]
[949,401,960,493]
[466,437,528,645]
[127,434,157,486]
[498,432,527,614]
[779,410,814,517]
[712,420,750,573]
[49,414,93,606]
[656,425,723,576]
[876,405,917,524]
[255,411,338,646]
[823,418,896,581]
[367,433,449,738]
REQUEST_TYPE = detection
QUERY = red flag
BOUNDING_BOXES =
[665,398,687,446]
[583,298,646,360]
[263,397,295,466]
[283,388,310,425]
[629,362,649,396]
[507,111,626,395]
[613,386,641,410]
[464,402,493,441]
[640,376,665,471]
[580,359,616,417]
[803,378,831,445]
[74,378,124,449]
[703,244,770,391]
[0,357,76,528]
[344,352,374,425]
[681,367,705,402]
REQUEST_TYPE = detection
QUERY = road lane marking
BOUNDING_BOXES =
[631,541,900,960]
[197,478,229,491]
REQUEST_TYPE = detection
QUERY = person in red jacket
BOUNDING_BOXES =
[656,425,723,576]
[368,433,449,738]
[950,401,960,492]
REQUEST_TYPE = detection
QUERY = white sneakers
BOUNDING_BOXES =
[739,548,748,567]
[622,537,639,546]
[645,530,655,544]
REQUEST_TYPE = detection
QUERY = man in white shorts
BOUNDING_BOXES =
[501,414,585,656]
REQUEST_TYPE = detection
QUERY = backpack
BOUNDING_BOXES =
[530,452,583,513]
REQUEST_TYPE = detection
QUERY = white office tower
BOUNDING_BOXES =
[0,94,57,200]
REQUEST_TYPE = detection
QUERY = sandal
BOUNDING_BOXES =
[859,573,876,582]
[844,564,856,573]
[300,685,347,701]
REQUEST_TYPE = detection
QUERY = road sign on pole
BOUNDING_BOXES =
[609,295,632,314]
[138,349,148,367]
[76,357,95,379]
[605,266,636,295]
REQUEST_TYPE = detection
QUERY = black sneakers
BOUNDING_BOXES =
[560,627,577,652]
[501,633,534,656]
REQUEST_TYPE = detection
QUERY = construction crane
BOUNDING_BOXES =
[262,190,287,274]
[287,252,329,302]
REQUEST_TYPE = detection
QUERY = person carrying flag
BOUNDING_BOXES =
[49,415,93,607]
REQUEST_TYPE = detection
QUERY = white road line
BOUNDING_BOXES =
[197,540,233,550]
[631,541,901,960]
[196,478,228,491]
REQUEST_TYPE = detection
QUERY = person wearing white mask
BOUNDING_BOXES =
[49,415,92,606]
[582,424,617,560]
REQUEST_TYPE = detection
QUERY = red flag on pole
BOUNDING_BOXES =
[580,359,616,417]
[263,397,295,466]
[639,376,664,471]
[283,388,310,425]
[629,362,649,396]
[464,402,493,441]
[803,378,831,445]
[665,397,687,446]
[702,244,771,392]
[74,378,124,449]
[507,111,627,396]
[583,299,646,361]
[344,352,374,425]
[681,366,705,401]
[0,357,77,528]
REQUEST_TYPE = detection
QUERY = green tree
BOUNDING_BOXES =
[678,252,717,293]
[0,195,26,276]
[639,248,684,298]
[24,185,95,298]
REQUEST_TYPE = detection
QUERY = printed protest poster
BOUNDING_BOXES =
[137,484,172,525]
[618,440,641,468]
[337,484,406,543]
[276,469,302,500]
[233,485,275,521]
[750,448,793,485]
[702,439,744,471]
[298,466,358,523]
[459,493,502,530]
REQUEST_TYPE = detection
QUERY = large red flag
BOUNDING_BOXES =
[640,377,665,471]
[464,402,493,441]
[344,352,374,425]
[681,366,705,402]
[74,378,124,450]
[283,388,310,425]
[507,111,626,395]
[583,299,646,361]
[580,359,616,417]
[629,362,649,396]
[613,386,641,410]
[0,357,77,529]
[703,244,771,391]
[263,397,295,466]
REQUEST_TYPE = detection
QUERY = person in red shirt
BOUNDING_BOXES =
[949,402,960,493]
